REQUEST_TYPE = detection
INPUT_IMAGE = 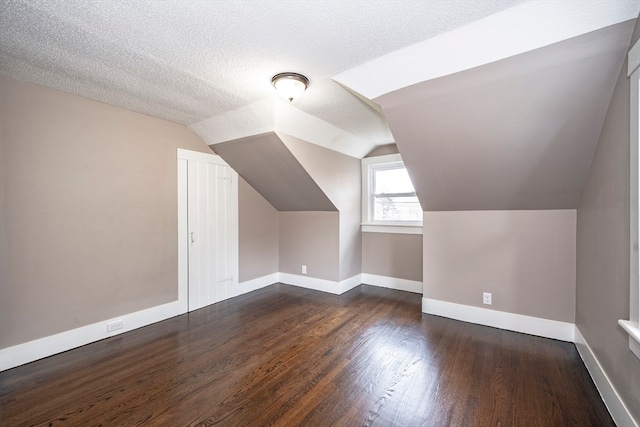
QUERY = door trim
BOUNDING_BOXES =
[177,148,238,313]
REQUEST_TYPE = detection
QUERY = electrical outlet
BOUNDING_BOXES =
[302,265,307,275]
[107,319,124,332]
[483,292,492,305]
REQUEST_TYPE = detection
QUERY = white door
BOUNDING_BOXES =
[177,149,238,313]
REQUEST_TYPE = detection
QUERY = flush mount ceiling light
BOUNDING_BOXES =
[271,72,309,102]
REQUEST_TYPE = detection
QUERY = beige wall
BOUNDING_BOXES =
[363,143,423,282]
[279,133,362,281]
[378,22,632,212]
[423,210,576,322]
[362,233,422,282]
[576,19,640,420]
[213,133,336,211]
[238,178,279,283]
[0,76,212,349]
[279,212,339,282]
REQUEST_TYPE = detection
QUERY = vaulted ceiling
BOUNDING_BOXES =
[1,0,639,210]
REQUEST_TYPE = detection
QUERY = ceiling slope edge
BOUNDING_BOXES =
[277,132,362,213]
[374,21,633,212]
[213,131,337,212]
[334,0,640,99]
[189,98,370,159]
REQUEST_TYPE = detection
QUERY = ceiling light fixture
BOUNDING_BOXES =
[271,72,309,102]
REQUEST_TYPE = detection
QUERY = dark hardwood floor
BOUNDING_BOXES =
[1,284,613,426]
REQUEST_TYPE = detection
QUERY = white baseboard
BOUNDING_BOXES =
[1,272,418,371]
[4,282,633,427]
[575,327,638,427]
[361,273,422,294]
[235,273,279,296]
[339,274,363,294]
[0,299,185,372]
[422,297,575,342]
[278,273,361,295]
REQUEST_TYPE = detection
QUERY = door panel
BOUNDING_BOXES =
[179,150,238,313]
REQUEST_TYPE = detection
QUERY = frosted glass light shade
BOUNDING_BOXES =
[271,72,309,102]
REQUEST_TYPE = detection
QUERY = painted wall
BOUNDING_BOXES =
[213,133,336,211]
[362,233,422,282]
[238,178,279,283]
[279,133,362,281]
[0,76,212,349]
[377,22,632,212]
[576,19,640,420]
[279,212,340,282]
[361,143,423,283]
[423,210,576,323]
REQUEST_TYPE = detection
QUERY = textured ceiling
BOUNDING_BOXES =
[2,0,640,210]
[336,0,640,99]
[1,0,526,156]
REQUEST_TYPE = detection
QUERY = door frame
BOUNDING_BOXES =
[177,148,238,313]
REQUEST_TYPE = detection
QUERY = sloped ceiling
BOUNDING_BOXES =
[377,21,634,211]
[2,1,640,211]
[0,0,528,157]
[213,132,336,211]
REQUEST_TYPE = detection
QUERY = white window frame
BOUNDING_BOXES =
[361,153,422,234]
[620,38,640,360]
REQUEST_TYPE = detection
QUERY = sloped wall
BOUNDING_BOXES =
[278,133,362,281]
[215,131,361,283]
[212,133,336,211]
[576,18,640,421]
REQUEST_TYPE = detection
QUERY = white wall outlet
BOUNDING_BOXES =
[483,292,492,305]
[107,319,124,332]
[301,265,307,275]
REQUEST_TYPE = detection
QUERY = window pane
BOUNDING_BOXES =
[374,167,415,194]
[373,195,422,221]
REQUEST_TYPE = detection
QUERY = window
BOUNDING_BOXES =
[362,153,422,233]
[622,38,640,360]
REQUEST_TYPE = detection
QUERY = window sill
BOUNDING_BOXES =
[618,319,640,360]
[361,224,423,235]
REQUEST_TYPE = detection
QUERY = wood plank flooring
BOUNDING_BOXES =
[0,284,613,426]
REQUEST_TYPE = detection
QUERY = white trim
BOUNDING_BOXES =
[0,299,184,372]
[575,327,639,427]
[421,298,574,342]
[618,320,640,359]
[278,273,361,295]
[626,42,640,360]
[361,273,422,294]
[235,273,279,297]
[339,274,364,294]
[361,153,422,227]
[178,148,239,311]
[177,147,226,164]
[361,224,422,234]
[361,153,404,166]
[177,158,189,314]
[0,272,427,370]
